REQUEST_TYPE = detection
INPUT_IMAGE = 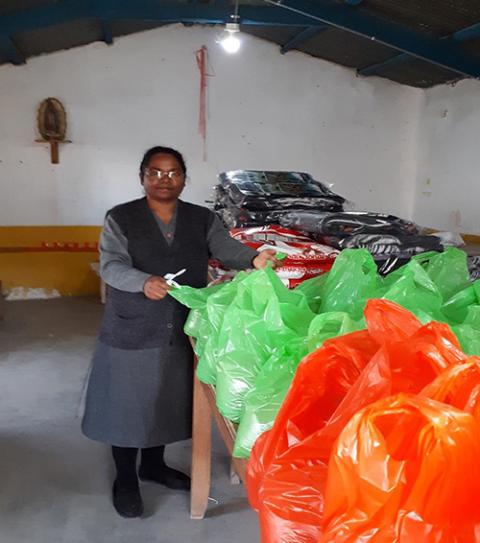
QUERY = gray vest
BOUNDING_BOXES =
[99,197,214,349]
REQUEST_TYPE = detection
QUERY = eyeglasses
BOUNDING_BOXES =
[144,168,184,181]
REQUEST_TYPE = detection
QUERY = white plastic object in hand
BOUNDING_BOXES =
[164,268,187,288]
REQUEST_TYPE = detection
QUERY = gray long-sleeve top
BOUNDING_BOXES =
[100,207,258,292]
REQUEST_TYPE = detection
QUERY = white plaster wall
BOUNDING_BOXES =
[0,24,422,225]
[413,79,480,232]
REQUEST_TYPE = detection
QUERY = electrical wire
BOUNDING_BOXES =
[233,0,240,21]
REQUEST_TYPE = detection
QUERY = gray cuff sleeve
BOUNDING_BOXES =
[207,214,259,270]
[100,214,151,292]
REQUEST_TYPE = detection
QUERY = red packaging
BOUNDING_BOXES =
[229,226,338,287]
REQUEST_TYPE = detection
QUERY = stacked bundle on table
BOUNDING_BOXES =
[279,209,450,274]
[213,170,346,229]
[210,170,345,286]
[211,170,464,280]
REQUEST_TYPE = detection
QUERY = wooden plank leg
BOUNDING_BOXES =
[230,459,241,485]
[204,383,249,483]
[190,371,212,519]
[0,280,4,321]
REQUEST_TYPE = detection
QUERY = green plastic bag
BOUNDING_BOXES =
[169,282,224,310]
[307,311,362,352]
[214,308,274,421]
[464,304,480,328]
[197,274,251,384]
[214,268,315,422]
[451,304,480,355]
[169,274,250,383]
[319,249,379,319]
[233,339,309,457]
[451,324,480,356]
[415,248,470,302]
[294,273,329,313]
[184,308,203,339]
[380,259,444,323]
[442,280,480,324]
[233,310,362,456]
[171,248,480,460]
[170,282,224,361]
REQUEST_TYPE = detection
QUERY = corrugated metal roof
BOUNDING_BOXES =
[13,19,100,57]
[362,0,480,36]
[374,56,462,88]
[295,29,397,69]
[0,0,58,17]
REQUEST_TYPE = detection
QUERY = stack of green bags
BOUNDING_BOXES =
[170,248,480,457]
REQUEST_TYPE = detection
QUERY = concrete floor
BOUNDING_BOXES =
[0,298,259,543]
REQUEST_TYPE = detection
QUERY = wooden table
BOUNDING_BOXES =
[190,350,249,519]
[0,280,4,320]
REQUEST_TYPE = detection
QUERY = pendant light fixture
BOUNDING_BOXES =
[218,0,241,54]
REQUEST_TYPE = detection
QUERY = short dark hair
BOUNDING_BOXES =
[139,146,187,177]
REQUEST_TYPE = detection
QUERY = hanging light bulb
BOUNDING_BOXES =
[219,22,241,54]
[217,0,241,54]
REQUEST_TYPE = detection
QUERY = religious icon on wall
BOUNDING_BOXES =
[36,97,69,164]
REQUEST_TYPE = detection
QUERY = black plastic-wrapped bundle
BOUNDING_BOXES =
[217,170,345,211]
[468,256,480,281]
[374,256,411,276]
[216,207,292,229]
[280,211,418,237]
[322,233,443,258]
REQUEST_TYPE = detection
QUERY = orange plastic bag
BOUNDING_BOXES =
[247,328,378,513]
[248,300,418,512]
[253,331,377,543]
[421,358,480,418]
[248,300,467,543]
[321,394,480,543]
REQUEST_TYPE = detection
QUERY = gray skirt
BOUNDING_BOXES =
[81,336,194,448]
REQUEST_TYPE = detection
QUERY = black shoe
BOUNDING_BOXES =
[112,480,144,518]
[139,464,191,491]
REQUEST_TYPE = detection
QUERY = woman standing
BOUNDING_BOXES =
[82,146,276,518]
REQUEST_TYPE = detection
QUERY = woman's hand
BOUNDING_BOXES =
[143,276,172,300]
[252,249,279,270]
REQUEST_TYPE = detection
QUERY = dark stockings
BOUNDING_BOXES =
[111,446,139,488]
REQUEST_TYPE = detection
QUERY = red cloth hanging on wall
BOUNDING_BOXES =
[196,45,208,161]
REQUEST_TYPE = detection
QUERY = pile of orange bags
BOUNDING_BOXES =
[247,299,480,543]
